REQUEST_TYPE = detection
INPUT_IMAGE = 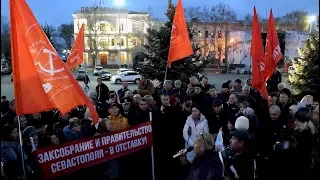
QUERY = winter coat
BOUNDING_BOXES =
[63,125,81,142]
[63,125,92,142]
[183,114,209,147]
[107,114,129,132]
[96,83,109,103]
[186,149,223,180]
[183,114,209,162]
[1,141,32,179]
[117,88,131,100]
[137,80,155,96]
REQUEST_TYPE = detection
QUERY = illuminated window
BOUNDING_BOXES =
[111,39,115,46]
[121,24,124,31]
[100,23,106,32]
[120,39,124,46]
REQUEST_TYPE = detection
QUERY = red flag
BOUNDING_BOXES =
[168,0,193,68]
[250,7,268,100]
[10,0,99,123]
[265,9,282,80]
[66,24,85,70]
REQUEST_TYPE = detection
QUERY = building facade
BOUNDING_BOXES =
[191,22,308,70]
[72,7,151,67]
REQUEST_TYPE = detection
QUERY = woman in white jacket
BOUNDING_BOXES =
[183,105,209,162]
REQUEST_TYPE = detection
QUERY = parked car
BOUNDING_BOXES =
[100,70,112,80]
[110,71,141,84]
[76,70,87,80]
[77,67,88,73]
[93,66,103,76]
[116,68,129,75]
[1,66,11,74]
[288,66,296,74]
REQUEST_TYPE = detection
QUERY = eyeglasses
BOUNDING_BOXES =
[199,132,207,150]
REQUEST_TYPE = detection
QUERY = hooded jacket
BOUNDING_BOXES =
[183,114,209,147]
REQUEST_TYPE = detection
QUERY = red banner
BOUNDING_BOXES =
[35,121,153,179]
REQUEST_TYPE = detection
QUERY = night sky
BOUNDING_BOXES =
[1,0,319,26]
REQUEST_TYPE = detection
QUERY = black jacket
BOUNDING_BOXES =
[95,83,109,103]
[206,110,229,135]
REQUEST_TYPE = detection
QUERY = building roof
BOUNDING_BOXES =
[73,7,148,15]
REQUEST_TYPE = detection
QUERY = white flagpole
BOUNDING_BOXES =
[163,63,168,85]
[149,111,155,180]
[17,116,27,180]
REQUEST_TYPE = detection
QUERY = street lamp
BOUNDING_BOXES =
[308,15,316,33]
[114,0,125,65]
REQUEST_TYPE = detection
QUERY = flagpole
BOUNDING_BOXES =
[149,111,155,180]
[163,63,168,84]
[246,57,252,102]
[84,61,88,93]
[18,116,27,180]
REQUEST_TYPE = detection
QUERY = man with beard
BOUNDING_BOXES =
[153,94,179,179]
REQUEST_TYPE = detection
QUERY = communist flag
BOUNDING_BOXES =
[10,0,99,123]
[250,7,268,100]
[167,0,193,68]
[265,9,282,80]
[66,24,85,70]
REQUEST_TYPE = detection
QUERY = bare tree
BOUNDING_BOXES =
[58,22,74,50]
[210,2,237,22]
[1,15,10,59]
[279,10,309,31]
[243,13,267,24]
[42,23,60,49]
[78,5,106,66]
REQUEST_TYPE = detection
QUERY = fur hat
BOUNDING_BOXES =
[235,116,249,130]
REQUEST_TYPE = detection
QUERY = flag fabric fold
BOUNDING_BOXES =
[167,0,193,68]
[10,0,99,123]
[250,6,268,100]
[66,24,85,70]
[265,9,282,80]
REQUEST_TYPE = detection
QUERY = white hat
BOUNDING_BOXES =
[235,116,249,131]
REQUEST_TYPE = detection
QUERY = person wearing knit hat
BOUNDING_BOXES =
[235,116,249,131]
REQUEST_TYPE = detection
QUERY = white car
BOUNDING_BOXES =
[117,68,129,75]
[110,71,141,84]
[288,66,296,74]
[93,66,103,75]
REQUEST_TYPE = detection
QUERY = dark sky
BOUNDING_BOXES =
[1,0,319,26]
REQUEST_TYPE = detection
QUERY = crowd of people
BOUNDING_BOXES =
[1,71,319,180]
